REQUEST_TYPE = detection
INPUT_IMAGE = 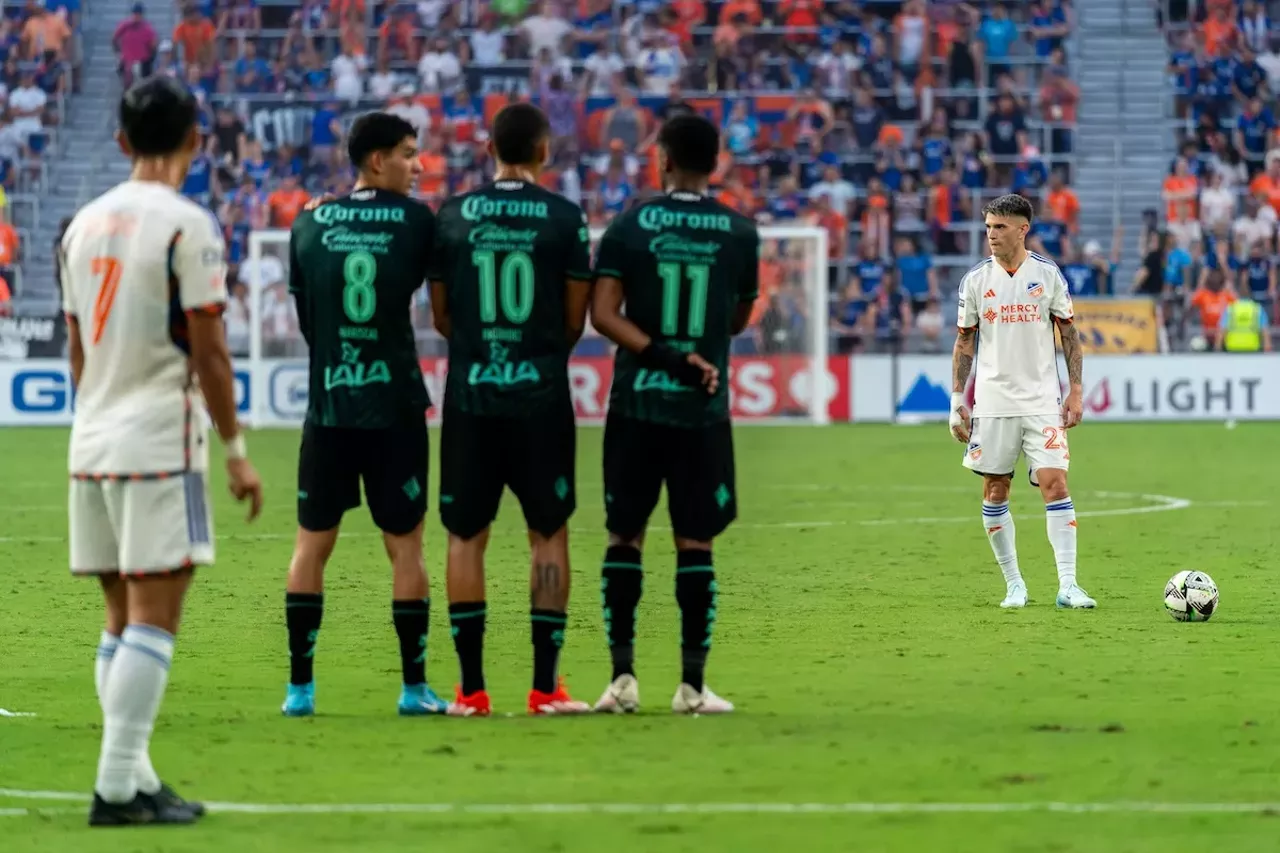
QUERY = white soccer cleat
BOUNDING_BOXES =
[1056,584,1097,609]
[671,683,734,715]
[593,674,640,714]
[1000,581,1028,609]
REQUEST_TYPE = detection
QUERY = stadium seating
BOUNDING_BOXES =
[1159,0,1279,350]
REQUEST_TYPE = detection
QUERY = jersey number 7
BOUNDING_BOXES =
[658,262,709,338]
[90,256,123,345]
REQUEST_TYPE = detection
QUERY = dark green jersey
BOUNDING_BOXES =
[594,191,759,428]
[427,180,592,417]
[289,188,434,428]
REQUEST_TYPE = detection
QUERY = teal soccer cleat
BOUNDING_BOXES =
[281,683,315,717]
[398,683,448,716]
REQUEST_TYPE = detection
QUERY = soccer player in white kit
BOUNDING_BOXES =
[948,195,1095,610]
[60,77,263,826]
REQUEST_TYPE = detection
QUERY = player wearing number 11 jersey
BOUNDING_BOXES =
[591,114,759,715]
[428,103,594,716]
[282,112,448,718]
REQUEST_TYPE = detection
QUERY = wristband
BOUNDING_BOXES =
[950,392,965,411]
[224,433,247,461]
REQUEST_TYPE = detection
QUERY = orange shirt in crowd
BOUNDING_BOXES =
[23,12,71,58]
[643,143,662,190]
[172,17,215,64]
[1201,15,1238,55]
[718,0,762,25]
[1249,172,1280,215]
[0,222,19,266]
[928,183,952,226]
[780,0,821,28]
[1191,286,1235,329]
[1163,174,1198,221]
[1047,188,1081,232]
[750,258,784,325]
[0,275,11,315]
[268,188,310,228]
[330,0,366,18]
[716,185,757,215]
[418,151,448,196]
[817,209,848,259]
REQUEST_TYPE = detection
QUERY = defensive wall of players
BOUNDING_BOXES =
[3,352,1278,426]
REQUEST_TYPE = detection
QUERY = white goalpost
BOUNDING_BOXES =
[246,223,830,428]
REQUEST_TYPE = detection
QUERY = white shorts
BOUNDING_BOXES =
[69,474,215,576]
[962,414,1070,481]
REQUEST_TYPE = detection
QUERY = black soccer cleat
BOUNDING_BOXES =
[155,782,205,818]
[88,790,201,827]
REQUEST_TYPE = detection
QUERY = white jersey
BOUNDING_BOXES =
[61,180,228,477]
[957,251,1073,418]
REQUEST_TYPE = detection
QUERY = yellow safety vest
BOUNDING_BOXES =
[1223,299,1262,352]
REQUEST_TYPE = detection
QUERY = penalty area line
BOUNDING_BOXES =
[0,791,1278,817]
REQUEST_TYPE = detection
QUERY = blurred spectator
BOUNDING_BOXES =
[225,280,250,355]
[332,45,367,102]
[1039,66,1079,153]
[268,174,309,228]
[368,57,399,99]
[1046,172,1081,233]
[809,164,855,217]
[385,86,429,146]
[868,268,912,352]
[1164,157,1201,248]
[470,14,507,65]
[830,280,869,354]
[1199,170,1236,232]
[172,5,215,68]
[113,3,157,86]
[9,71,45,142]
[893,235,938,311]
[584,38,625,96]
[0,270,10,316]
[1237,239,1277,305]
[418,36,462,93]
[1233,196,1276,256]
[520,1,573,59]
[22,4,71,61]
[1191,267,1235,347]
[979,3,1017,84]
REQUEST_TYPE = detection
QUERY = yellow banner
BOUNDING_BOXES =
[1070,298,1161,354]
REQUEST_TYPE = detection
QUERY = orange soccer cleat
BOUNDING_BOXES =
[447,685,491,717]
[528,679,592,716]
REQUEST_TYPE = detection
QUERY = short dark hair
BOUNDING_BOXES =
[982,193,1035,222]
[119,76,197,157]
[491,103,550,166]
[346,112,417,170]
[658,113,720,176]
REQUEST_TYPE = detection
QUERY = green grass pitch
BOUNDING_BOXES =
[2,422,1279,852]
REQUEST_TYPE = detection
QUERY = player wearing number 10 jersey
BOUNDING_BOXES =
[428,103,594,717]
[282,112,448,718]
[591,114,759,715]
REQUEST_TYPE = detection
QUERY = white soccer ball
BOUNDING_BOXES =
[1164,570,1219,622]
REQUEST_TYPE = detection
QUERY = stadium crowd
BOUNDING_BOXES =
[106,0,1081,355]
[1157,0,1277,350]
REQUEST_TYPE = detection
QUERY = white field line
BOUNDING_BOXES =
[0,491,1210,544]
[0,789,1279,817]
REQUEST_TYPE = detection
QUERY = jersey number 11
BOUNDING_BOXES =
[658,262,709,338]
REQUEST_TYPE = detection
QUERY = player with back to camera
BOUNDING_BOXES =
[591,113,759,714]
[60,75,263,826]
[428,103,594,716]
[281,112,448,717]
[950,193,1095,610]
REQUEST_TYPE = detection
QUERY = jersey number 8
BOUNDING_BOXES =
[472,249,534,324]
[658,262,709,338]
[342,250,377,323]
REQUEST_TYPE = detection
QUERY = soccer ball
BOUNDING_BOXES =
[1164,571,1219,622]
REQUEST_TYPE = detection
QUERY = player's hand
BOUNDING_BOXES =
[226,457,264,522]
[1062,389,1084,430]
[948,392,971,444]
[686,353,719,395]
[304,193,336,211]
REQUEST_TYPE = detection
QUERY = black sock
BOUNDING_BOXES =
[285,592,324,686]
[675,549,716,693]
[392,598,430,686]
[602,545,643,680]
[531,609,567,694]
[448,602,486,695]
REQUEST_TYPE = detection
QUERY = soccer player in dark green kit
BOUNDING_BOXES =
[591,113,759,715]
[281,112,447,717]
[428,103,594,716]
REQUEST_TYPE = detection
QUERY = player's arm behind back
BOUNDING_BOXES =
[589,218,718,394]
[180,211,263,520]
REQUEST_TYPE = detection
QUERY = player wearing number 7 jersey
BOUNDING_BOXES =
[427,103,594,716]
[950,194,1094,611]
[591,114,759,715]
[281,112,448,718]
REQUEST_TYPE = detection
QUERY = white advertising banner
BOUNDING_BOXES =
[851,354,1280,422]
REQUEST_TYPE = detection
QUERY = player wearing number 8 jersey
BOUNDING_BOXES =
[950,194,1094,611]
[591,114,759,715]
[428,103,594,717]
[282,112,448,718]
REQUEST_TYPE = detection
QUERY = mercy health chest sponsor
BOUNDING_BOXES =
[0,360,253,425]
[850,354,1280,422]
[253,355,852,425]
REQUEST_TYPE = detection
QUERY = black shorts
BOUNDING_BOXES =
[603,414,737,542]
[438,403,577,540]
[297,422,428,535]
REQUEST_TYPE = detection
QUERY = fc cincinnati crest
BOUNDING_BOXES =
[1026,281,1044,298]
[968,442,982,461]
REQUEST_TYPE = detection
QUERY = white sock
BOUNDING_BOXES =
[95,625,174,803]
[1045,497,1078,590]
[94,631,163,796]
[982,501,1022,586]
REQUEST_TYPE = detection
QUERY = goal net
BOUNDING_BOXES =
[244,223,830,428]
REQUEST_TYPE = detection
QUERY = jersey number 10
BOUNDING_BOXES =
[472,249,534,324]
[658,262,709,338]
